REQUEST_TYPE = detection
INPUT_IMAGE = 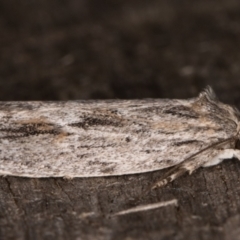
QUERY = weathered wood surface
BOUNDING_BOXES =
[1,0,240,239]
[1,162,240,240]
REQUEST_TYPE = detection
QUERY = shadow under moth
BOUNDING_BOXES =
[1,86,240,189]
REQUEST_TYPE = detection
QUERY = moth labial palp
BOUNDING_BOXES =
[0,86,240,189]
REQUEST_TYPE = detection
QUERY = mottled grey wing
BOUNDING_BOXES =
[0,92,237,177]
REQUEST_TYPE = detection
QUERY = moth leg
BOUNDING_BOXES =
[203,149,240,167]
[151,160,203,190]
[151,149,240,190]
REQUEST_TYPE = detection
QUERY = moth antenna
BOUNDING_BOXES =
[151,136,235,190]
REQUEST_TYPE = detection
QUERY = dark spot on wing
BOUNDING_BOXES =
[88,160,115,167]
[69,116,123,129]
[0,122,61,139]
[162,159,174,165]
[163,105,199,119]
[173,140,201,146]
[127,104,140,108]
[87,160,116,174]
[141,149,165,153]
[78,143,116,148]
[76,154,89,159]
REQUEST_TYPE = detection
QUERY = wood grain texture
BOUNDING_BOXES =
[1,162,240,240]
[1,0,240,240]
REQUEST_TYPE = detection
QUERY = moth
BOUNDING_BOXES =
[0,86,240,188]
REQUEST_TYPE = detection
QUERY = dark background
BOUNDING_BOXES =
[1,0,240,239]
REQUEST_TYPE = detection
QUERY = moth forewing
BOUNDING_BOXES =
[0,87,240,187]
